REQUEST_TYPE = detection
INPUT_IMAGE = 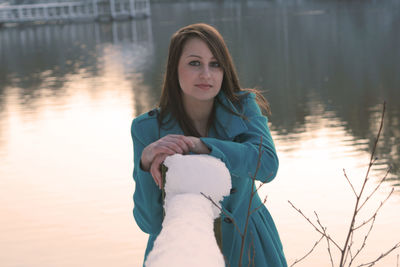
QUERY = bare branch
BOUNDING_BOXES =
[354,187,394,230]
[288,102,397,267]
[357,167,392,213]
[200,192,242,238]
[343,168,358,198]
[314,212,334,267]
[288,200,342,251]
[347,244,353,266]
[357,242,400,267]
[247,232,256,267]
[349,216,376,266]
[250,152,265,199]
[369,102,386,164]
[314,212,326,233]
[250,194,268,216]
[349,186,394,266]
[339,102,386,267]
[252,181,267,199]
[255,181,266,192]
[344,231,355,266]
[239,136,264,267]
[290,235,324,267]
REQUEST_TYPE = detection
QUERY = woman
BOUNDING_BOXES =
[131,23,287,267]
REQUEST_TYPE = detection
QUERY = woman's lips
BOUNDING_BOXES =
[195,84,212,90]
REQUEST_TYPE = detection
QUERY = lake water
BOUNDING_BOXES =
[0,1,399,266]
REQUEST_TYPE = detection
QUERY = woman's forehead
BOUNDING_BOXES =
[181,38,215,59]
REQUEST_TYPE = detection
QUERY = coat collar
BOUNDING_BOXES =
[158,91,248,139]
[214,91,248,139]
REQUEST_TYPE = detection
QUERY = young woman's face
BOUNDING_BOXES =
[178,38,223,106]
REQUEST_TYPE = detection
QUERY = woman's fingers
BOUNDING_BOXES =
[146,135,206,189]
[152,135,195,155]
[141,142,177,171]
[151,145,176,157]
[150,160,161,188]
[185,136,210,154]
[157,140,184,154]
[168,135,196,150]
[150,154,168,189]
[141,134,197,173]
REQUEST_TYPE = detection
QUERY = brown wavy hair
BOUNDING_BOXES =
[158,23,270,137]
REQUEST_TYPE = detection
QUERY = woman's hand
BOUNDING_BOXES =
[141,134,195,172]
[186,136,211,154]
[141,135,211,189]
[150,153,169,189]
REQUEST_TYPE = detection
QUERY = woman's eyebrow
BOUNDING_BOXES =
[186,54,217,59]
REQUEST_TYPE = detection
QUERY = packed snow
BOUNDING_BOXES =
[145,154,232,267]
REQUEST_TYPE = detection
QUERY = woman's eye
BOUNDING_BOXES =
[189,61,200,66]
[210,62,220,68]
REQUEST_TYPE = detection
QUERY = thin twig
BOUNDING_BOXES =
[343,227,355,266]
[250,153,265,200]
[343,168,358,198]
[344,231,354,266]
[239,136,264,267]
[347,187,393,266]
[347,244,353,266]
[339,102,386,267]
[247,232,256,267]
[357,242,400,267]
[314,212,334,267]
[201,192,242,237]
[290,235,324,267]
[357,167,392,214]
[348,215,376,266]
[354,187,394,230]
[289,102,397,267]
[350,186,394,266]
[250,194,268,216]
[255,181,266,193]
[369,102,386,163]
[288,200,342,251]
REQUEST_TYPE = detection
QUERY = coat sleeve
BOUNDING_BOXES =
[131,119,163,235]
[200,94,279,183]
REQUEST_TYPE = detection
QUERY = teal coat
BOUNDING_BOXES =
[131,91,287,267]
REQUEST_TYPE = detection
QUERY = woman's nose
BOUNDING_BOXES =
[200,66,211,79]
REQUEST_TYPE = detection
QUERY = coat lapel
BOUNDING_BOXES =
[214,92,248,139]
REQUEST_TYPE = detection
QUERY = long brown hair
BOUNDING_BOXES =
[158,23,270,137]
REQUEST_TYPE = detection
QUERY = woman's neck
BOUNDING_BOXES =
[183,99,214,137]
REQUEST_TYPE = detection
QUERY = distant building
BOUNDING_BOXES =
[0,0,151,24]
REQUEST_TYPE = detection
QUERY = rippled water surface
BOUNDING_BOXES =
[1,1,399,266]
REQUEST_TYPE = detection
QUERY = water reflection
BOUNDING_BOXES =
[146,0,400,183]
[0,18,154,267]
[0,18,155,117]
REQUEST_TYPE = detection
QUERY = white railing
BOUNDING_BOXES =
[0,0,150,23]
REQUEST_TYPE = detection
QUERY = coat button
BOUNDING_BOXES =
[230,188,237,194]
[224,217,233,224]
[148,110,155,116]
